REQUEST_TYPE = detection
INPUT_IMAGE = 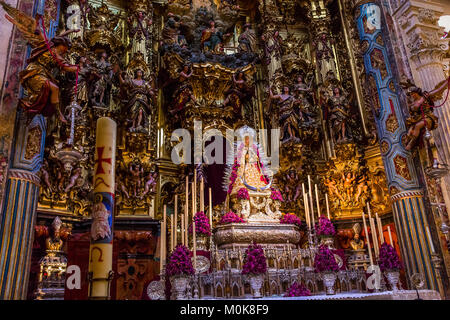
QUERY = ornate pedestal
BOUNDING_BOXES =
[213,223,301,249]
[347,249,370,270]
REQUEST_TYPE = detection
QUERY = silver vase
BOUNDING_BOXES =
[249,274,264,298]
[322,272,337,295]
[385,270,400,291]
[170,275,189,300]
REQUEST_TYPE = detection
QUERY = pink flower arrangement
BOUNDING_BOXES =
[314,245,339,273]
[280,213,302,228]
[378,243,402,272]
[270,189,284,202]
[227,160,240,194]
[219,211,246,224]
[188,211,211,236]
[242,243,267,275]
[165,245,195,277]
[284,282,311,297]
[316,216,336,236]
[237,187,250,200]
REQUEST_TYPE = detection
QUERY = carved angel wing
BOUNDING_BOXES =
[429,78,449,101]
[0,1,44,48]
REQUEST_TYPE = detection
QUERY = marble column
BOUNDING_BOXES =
[0,115,46,299]
[393,0,450,283]
[354,1,442,292]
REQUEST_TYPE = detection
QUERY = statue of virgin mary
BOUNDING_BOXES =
[223,126,272,195]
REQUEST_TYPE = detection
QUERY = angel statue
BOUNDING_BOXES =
[327,86,354,144]
[401,78,449,151]
[0,1,79,123]
[223,126,272,195]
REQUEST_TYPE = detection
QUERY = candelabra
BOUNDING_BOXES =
[425,161,449,241]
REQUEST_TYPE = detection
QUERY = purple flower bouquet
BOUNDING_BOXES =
[237,187,250,200]
[188,211,211,236]
[270,189,284,202]
[165,245,195,277]
[314,245,339,273]
[378,243,402,272]
[280,213,302,228]
[242,243,267,275]
[284,282,311,297]
[316,216,336,236]
[219,211,246,224]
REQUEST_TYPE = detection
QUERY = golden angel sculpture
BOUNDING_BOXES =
[401,78,449,151]
[0,1,79,123]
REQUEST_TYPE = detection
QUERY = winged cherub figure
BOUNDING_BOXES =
[1,1,79,123]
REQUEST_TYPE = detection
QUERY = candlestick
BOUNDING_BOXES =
[315,184,321,218]
[174,195,178,246]
[426,226,435,253]
[376,213,384,244]
[387,226,393,246]
[362,212,374,266]
[159,221,163,271]
[209,188,213,228]
[325,193,330,220]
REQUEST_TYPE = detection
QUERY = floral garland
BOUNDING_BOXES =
[378,243,402,272]
[219,211,246,224]
[242,243,267,275]
[227,159,240,194]
[165,245,195,277]
[280,213,302,228]
[284,282,311,297]
[237,187,250,200]
[314,245,339,273]
[271,189,284,202]
[316,216,336,236]
[188,211,211,236]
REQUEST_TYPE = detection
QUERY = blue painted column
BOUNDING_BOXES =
[355,2,440,291]
[0,0,60,299]
[0,115,46,299]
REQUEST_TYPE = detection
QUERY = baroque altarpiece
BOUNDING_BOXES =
[0,0,449,300]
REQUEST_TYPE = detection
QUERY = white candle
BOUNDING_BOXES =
[209,188,213,228]
[325,193,330,220]
[193,217,197,270]
[185,176,189,247]
[369,213,379,257]
[181,213,185,246]
[302,185,310,228]
[376,213,384,244]
[315,184,321,218]
[194,170,197,214]
[362,212,373,266]
[308,176,315,222]
[200,178,204,212]
[163,205,167,267]
[170,214,174,252]
[192,182,195,220]
[426,226,435,253]
[174,195,178,246]
[387,226,393,246]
